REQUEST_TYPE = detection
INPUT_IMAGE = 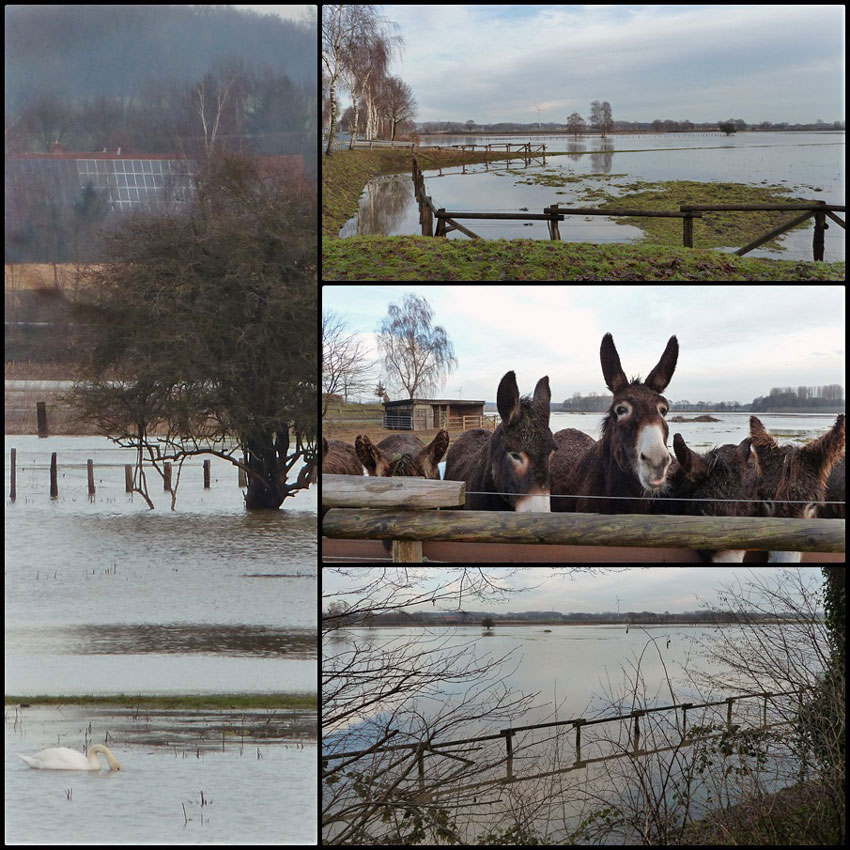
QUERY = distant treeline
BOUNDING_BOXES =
[323,609,813,627]
[751,385,844,412]
[417,119,844,134]
[554,384,844,413]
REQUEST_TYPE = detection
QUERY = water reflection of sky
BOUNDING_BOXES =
[342,131,845,261]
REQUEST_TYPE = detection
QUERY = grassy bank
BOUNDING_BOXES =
[322,147,844,281]
[5,692,317,710]
[323,236,844,281]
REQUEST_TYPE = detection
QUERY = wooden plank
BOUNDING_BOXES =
[322,509,845,553]
[735,209,813,256]
[322,474,466,510]
[320,537,844,563]
[545,207,703,218]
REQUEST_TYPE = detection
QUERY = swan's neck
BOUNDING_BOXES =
[90,744,121,771]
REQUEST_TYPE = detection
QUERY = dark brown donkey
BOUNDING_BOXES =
[750,414,845,562]
[355,431,449,479]
[321,438,363,475]
[666,434,755,562]
[550,333,678,512]
[443,371,556,510]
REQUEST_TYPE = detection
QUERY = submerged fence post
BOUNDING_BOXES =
[10,448,16,502]
[502,729,515,780]
[36,401,49,438]
[726,697,735,731]
[87,458,95,500]
[50,452,58,498]
[573,719,585,766]
[632,710,644,754]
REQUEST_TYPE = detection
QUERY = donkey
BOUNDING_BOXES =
[550,333,678,513]
[666,433,755,561]
[822,456,845,519]
[355,431,449,479]
[443,371,556,510]
[749,414,845,561]
[321,437,364,475]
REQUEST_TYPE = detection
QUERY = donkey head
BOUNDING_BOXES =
[600,333,678,493]
[355,431,449,479]
[672,434,754,516]
[490,371,556,512]
[750,414,845,518]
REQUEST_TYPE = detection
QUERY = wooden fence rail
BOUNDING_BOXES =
[411,155,845,259]
[321,475,844,563]
[323,687,810,797]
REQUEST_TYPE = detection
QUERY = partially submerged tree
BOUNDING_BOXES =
[70,154,317,509]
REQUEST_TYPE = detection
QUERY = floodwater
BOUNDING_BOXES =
[324,621,822,843]
[549,410,840,449]
[340,131,845,262]
[5,434,318,843]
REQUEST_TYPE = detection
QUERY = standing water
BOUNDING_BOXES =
[5,435,317,844]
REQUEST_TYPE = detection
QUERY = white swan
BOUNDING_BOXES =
[17,744,121,771]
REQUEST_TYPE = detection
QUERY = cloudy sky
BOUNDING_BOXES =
[322,284,845,405]
[369,4,845,125]
[322,566,824,614]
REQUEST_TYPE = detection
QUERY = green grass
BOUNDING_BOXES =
[323,235,844,281]
[5,693,316,710]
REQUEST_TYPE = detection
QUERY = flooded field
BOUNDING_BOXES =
[340,131,845,262]
[4,434,318,842]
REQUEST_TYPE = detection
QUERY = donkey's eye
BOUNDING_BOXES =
[659,405,668,416]
[615,405,629,417]
[509,452,523,462]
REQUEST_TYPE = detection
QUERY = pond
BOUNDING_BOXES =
[341,131,845,262]
[4,434,318,843]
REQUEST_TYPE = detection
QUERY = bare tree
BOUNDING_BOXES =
[566,111,587,139]
[381,76,417,140]
[590,100,614,138]
[322,309,373,411]
[376,293,457,399]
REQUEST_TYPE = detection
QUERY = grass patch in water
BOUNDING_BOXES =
[5,693,316,710]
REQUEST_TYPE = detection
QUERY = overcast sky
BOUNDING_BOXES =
[322,566,824,614]
[370,4,845,125]
[322,284,845,405]
[235,4,313,23]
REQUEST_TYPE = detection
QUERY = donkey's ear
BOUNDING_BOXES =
[801,414,845,475]
[645,335,678,393]
[600,333,627,393]
[532,376,551,421]
[749,416,776,450]
[497,371,521,425]
[354,434,381,475]
[426,429,450,465]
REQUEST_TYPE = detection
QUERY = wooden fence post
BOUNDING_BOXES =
[502,729,515,780]
[813,201,827,261]
[632,710,643,754]
[683,212,695,248]
[163,462,172,492]
[10,448,16,502]
[87,458,95,500]
[50,451,58,498]
[36,401,49,438]
[203,459,211,489]
[125,464,133,493]
[573,719,585,766]
[726,697,735,731]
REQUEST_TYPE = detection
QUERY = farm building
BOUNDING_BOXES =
[382,397,488,431]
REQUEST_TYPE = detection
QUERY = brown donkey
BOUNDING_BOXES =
[551,333,678,512]
[750,414,845,562]
[321,437,364,475]
[667,434,755,562]
[444,371,556,511]
[355,431,449,479]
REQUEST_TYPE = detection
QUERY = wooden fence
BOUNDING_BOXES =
[8,447,246,502]
[323,686,810,799]
[321,475,845,563]
[411,155,845,259]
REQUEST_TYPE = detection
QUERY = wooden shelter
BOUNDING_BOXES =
[382,397,487,431]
